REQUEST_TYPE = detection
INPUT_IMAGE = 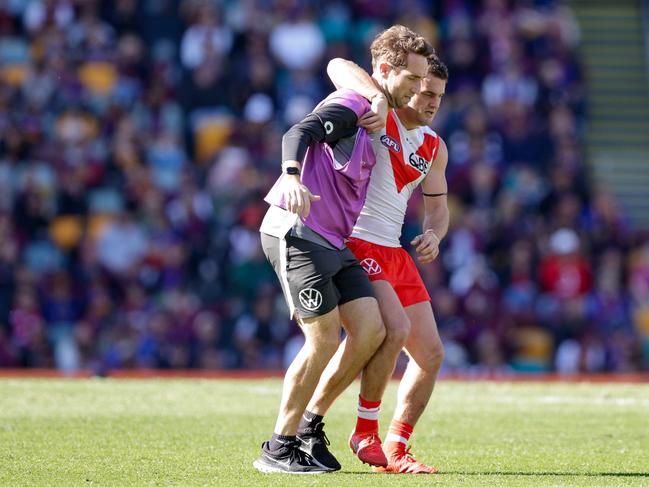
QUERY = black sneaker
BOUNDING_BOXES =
[253,439,332,474]
[297,422,341,471]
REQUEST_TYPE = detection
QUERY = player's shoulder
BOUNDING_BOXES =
[405,124,439,145]
[433,135,448,163]
[422,127,446,154]
[318,89,370,119]
[420,125,438,139]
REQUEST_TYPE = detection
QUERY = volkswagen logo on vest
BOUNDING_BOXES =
[298,288,323,311]
[380,135,401,153]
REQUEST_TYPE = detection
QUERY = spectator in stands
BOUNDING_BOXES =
[0,0,644,373]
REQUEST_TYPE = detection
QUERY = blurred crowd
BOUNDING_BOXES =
[0,0,647,374]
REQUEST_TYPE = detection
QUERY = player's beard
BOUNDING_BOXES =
[385,90,399,108]
[417,109,435,126]
[413,113,431,126]
[394,92,412,109]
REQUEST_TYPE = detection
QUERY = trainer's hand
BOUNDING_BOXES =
[282,175,320,218]
[357,93,388,133]
[411,230,440,263]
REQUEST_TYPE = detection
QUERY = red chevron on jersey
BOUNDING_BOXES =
[416,133,439,165]
[385,112,422,193]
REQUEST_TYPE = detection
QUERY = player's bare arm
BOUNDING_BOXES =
[327,58,388,133]
[411,138,449,263]
[327,58,384,102]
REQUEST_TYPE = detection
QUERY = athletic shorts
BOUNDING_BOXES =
[346,237,431,308]
[261,233,374,319]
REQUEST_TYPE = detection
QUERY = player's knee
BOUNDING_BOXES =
[423,340,445,373]
[352,306,386,349]
[433,341,445,366]
[361,317,386,352]
[385,318,411,350]
[315,331,341,359]
[373,319,387,348]
[302,321,340,360]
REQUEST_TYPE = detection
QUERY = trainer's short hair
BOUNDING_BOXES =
[370,25,434,71]
[427,54,449,80]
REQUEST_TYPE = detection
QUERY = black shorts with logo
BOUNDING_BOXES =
[261,233,374,319]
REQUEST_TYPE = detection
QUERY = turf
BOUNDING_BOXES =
[0,379,648,486]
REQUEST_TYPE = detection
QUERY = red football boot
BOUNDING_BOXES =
[373,446,439,474]
[348,430,388,467]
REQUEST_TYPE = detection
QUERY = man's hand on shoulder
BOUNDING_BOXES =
[357,93,388,133]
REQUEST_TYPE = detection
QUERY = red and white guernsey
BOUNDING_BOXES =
[351,110,440,247]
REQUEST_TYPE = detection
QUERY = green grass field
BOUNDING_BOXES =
[1,378,648,486]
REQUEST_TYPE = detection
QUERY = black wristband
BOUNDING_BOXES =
[285,166,300,175]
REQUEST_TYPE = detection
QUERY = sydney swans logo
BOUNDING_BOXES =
[299,288,323,311]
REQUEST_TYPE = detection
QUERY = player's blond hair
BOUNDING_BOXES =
[370,25,434,71]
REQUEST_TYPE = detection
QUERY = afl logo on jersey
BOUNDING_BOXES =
[408,153,428,172]
[380,135,401,153]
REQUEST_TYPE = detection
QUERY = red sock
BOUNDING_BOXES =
[385,419,413,453]
[355,395,381,434]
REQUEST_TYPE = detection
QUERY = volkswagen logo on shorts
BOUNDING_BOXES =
[299,288,323,311]
[360,258,382,275]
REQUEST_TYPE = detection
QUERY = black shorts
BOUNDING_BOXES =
[261,233,374,319]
